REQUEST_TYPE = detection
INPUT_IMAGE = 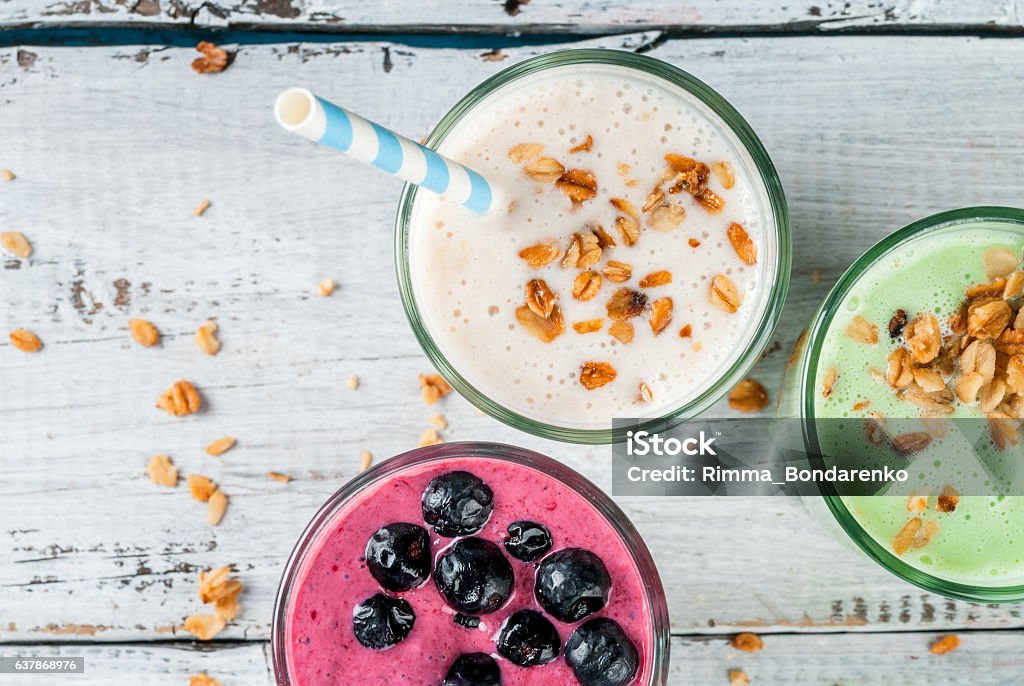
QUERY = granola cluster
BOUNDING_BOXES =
[508,139,754,396]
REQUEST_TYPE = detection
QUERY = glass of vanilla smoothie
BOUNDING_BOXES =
[397,50,790,443]
[790,207,1024,602]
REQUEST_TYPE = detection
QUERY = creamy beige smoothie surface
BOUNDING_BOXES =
[409,64,776,430]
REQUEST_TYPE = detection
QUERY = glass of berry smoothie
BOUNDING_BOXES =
[271,442,670,686]
[396,49,790,443]
[782,207,1024,602]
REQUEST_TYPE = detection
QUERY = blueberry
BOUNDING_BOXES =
[352,593,415,650]
[504,521,552,562]
[564,618,639,686]
[435,537,514,614]
[365,522,432,592]
[422,471,494,537]
[442,653,502,686]
[534,548,610,623]
[454,613,481,629]
[496,609,560,667]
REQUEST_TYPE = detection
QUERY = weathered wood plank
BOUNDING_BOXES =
[3,33,1024,645]
[0,0,1021,33]
[7,632,1023,684]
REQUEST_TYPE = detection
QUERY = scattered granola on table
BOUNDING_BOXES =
[728,379,770,413]
[731,632,764,652]
[9,328,42,352]
[157,380,202,416]
[192,42,230,74]
[420,373,452,405]
[193,198,211,217]
[1,231,32,258]
[147,454,178,487]
[129,319,160,347]
[205,436,236,456]
[929,634,960,655]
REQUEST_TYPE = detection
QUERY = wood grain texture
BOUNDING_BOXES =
[1,0,1022,33]
[7,631,1022,684]
[3,31,1024,664]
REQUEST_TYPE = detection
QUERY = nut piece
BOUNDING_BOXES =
[184,614,226,641]
[428,413,448,430]
[192,41,229,74]
[726,223,757,265]
[556,169,598,205]
[508,142,544,163]
[1004,271,1024,299]
[524,157,565,183]
[268,471,291,483]
[360,451,374,471]
[982,247,1018,279]
[606,288,648,320]
[572,271,602,301]
[190,673,222,686]
[892,517,922,555]
[208,491,228,526]
[688,238,701,248]
[580,361,617,390]
[569,134,593,154]
[318,278,335,296]
[519,242,561,268]
[615,216,640,246]
[418,428,443,447]
[711,161,736,189]
[728,670,750,686]
[937,484,960,513]
[525,279,558,318]
[732,633,764,653]
[188,475,216,502]
[845,315,879,344]
[205,436,236,457]
[420,373,452,405]
[892,432,932,456]
[129,319,160,347]
[157,380,202,416]
[649,297,673,335]
[968,300,1011,340]
[9,328,42,353]
[888,309,908,338]
[885,348,915,388]
[147,454,178,487]
[696,188,726,213]
[603,260,633,283]
[1,231,32,258]
[639,270,672,288]
[1,169,14,182]
[679,324,693,338]
[709,275,741,313]
[905,313,942,363]
[608,321,634,344]
[194,198,211,217]
[930,635,961,655]
[516,304,565,342]
[347,374,360,390]
[573,319,604,334]
[195,320,221,356]
[728,379,770,413]
[664,155,709,195]
[648,203,686,232]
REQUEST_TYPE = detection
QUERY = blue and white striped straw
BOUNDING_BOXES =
[274,87,495,214]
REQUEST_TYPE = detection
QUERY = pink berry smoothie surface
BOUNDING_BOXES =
[282,454,655,685]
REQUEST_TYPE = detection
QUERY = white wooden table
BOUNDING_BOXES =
[3,2,1024,683]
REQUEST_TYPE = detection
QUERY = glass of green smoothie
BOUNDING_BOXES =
[783,206,1024,602]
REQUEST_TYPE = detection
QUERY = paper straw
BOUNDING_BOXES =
[275,87,495,214]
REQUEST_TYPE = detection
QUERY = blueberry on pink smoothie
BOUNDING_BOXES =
[442,653,502,686]
[435,537,514,614]
[421,471,494,537]
[564,617,639,686]
[535,548,611,622]
[496,609,561,667]
[364,522,432,592]
[504,520,552,562]
[351,593,415,650]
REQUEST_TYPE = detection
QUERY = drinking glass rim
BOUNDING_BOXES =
[395,48,792,444]
[800,205,1024,602]
[269,441,671,685]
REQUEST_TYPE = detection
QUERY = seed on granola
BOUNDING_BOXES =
[930,635,961,655]
[615,216,640,246]
[573,319,604,334]
[967,299,1011,340]
[9,328,42,353]
[609,197,639,221]
[420,373,452,405]
[318,278,335,296]
[639,270,672,288]
[205,436,236,457]
[508,142,544,163]
[268,471,291,483]
[519,242,561,268]
[888,309,908,338]
[726,223,757,265]
[638,382,654,403]
[192,41,229,74]
[184,613,226,641]
[1,231,32,258]
[360,451,374,471]
[516,304,565,342]
[129,319,160,347]
[608,321,634,344]
[821,367,837,398]
[572,271,602,301]
[606,288,648,320]
[195,320,221,356]
[709,274,741,313]
[649,297,673,335]
[147,454,178,487]
[524,157,565,182]
[892,431,932,456]
[892,517,922,555]
[678,324,692,338]
[728,379,769,413]
[711,161,735,189]
[696,188,725,213]
[157,380,202,416]
[982,247,1019,279]
[556,169,598,205]
[419,429,443,447]
[937,484,960,513]
[569,134,593,154]
[905,313,942,363]
[688,238,701,248]
[208,491,228,526]
[194,198,211,217]
[731,633,764,652]
[641,188,665,213]
[580,361,617,390]
[188,474,216,502]
[525,279,558,318]
[648,203,685,232]
[728,669,750,686]
[844,315,878,345]
[602,260,632,283]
